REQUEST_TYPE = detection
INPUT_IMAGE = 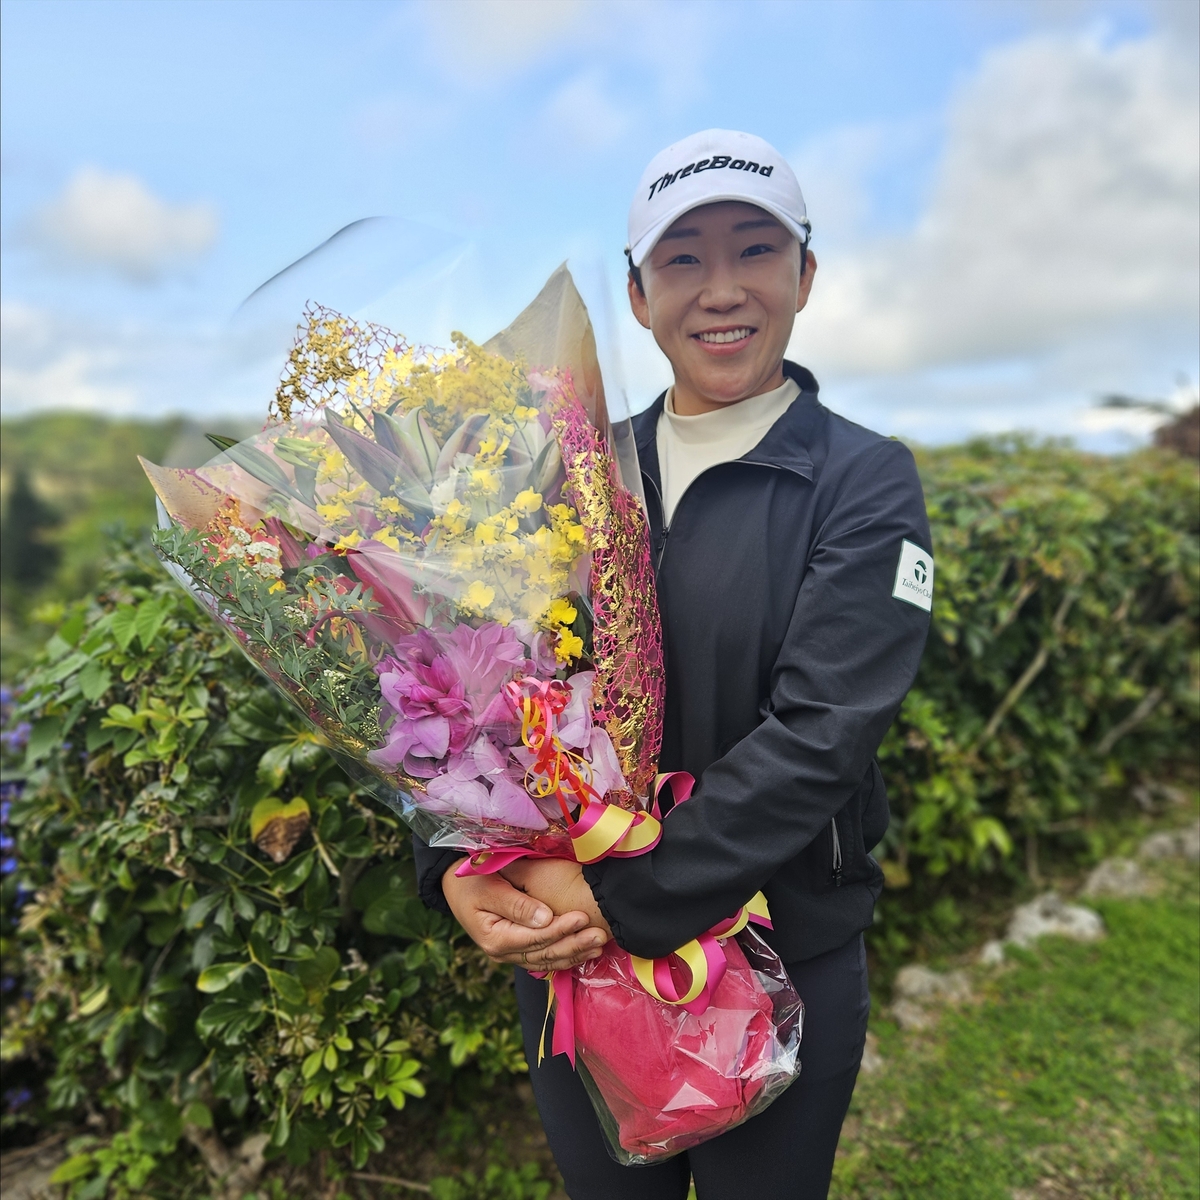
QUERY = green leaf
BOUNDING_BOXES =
[196,962,248,993]
[221,440,306,503]
[184,891,224,929]
[135,598,170,651]
[110,603,140,651]
[183,1101,213,1129]
[270,1101,291,1148]
[23,713,63,766]
[205,433,239,452]
[296,945,340,1001]
[256,744,296,790]
[268,969,307,1008]
[50,1154,96,1184]
[78,984,110,1016]
[78,660,113,702]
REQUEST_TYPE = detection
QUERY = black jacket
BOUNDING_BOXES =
[413,362,931,962]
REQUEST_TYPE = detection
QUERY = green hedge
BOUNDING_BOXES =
[1,439,1196,1194]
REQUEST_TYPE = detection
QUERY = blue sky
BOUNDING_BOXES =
[2,0,1196,448]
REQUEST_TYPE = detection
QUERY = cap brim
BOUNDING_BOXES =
[629,195,809,268]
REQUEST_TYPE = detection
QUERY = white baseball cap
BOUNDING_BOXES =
[627,129,810,268]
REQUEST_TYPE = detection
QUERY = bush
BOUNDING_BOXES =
[1,541,525,1196]
[0,439,1196,1191]
[873,440,1198,955]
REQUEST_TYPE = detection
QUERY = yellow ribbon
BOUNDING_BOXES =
[630,938,710,1007]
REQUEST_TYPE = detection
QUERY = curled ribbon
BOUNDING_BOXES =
[504,677,663,864]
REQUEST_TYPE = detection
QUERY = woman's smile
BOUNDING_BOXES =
[693,325,757,355]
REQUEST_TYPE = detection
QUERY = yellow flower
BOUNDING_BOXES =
[513,488,542,515]
[555,628,584,664]
[546,597,577,627]
[373,530,401,551]
[464,580,496,611]
[317,499,351,523]
[470,467,501,496]
[333,530,362,551]
[377,496,408,517]
[268,580,286,594]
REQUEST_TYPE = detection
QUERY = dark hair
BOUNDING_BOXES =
[625,237,809,295]
[625,248,644,296]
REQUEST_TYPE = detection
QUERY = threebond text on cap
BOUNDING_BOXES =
[627,129,810,269]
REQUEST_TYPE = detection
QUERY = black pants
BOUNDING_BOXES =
[515,933,869,1200]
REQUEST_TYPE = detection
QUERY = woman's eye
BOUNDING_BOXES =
[741,243,776,258]
[667,254,700,266]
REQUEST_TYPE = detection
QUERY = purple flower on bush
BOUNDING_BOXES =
[4,1087,32,1113]
[0,722,31,752]
[1,858,16,876]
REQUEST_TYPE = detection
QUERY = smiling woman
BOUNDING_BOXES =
[628,202,815,415]
[417,129,935,1200]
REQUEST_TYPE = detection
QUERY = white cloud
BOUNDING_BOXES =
[22,167,218,282]
[0,302,275,420]
[0,303,138,414]
[795,29,1199,376]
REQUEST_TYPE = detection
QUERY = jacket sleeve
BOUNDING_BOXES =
[412,834,463,915]
[584,438,931,959]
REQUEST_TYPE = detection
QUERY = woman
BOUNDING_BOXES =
[414,129,933,1200]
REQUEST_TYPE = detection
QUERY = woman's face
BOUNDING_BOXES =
[629,201,816,414]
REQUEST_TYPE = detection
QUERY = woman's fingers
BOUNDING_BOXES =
[441,863,609,967]
[495,926,609,971]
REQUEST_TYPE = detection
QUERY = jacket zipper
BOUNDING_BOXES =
[645,460,783,572]
[830,817,843,887]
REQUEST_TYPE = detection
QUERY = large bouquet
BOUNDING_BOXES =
[142,266,800,1163]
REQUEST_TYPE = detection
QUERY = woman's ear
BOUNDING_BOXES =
[628,273,652,330]
[795,250,817,314]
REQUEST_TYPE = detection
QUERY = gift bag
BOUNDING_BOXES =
[555,926,803,1165]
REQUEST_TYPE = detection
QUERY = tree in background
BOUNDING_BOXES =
[0,470,60,592]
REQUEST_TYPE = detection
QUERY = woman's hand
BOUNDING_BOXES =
[442,862,607,972]
[500,858,613,941]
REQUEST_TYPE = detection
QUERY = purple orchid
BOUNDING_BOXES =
[372,651,473,768]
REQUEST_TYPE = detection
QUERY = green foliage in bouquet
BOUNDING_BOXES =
[874,439,1198,954]
[1,542,525,1196]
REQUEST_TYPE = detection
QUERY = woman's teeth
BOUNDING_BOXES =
[697,328,752,344]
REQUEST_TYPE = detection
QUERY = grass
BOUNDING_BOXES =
[833,863,1200,1199]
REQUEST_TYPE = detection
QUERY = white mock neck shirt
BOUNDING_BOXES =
[656,377,801,524]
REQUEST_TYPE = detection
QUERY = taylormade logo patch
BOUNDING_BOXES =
[893,539,934,612]
[647,156,775,201]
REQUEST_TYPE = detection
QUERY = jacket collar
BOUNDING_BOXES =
[633,359,818,487]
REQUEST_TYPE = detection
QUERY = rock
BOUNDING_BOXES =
[1005,892,1105,948]
[890,998,936,1032]
[859,1031,884,1074]
[1082,857,1157,899]
[889,964,972,1032]
[978,939,1006,966]
[1138,820,1200,862]
[893,964,972,1004]
[0,1133,71,1200]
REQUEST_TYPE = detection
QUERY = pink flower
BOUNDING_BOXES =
[373,652,472,765]
[556,671,596,749]
[444,623,527,725]
[420,736,549,829]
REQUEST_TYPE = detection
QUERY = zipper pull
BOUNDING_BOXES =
[830,817,844,887]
